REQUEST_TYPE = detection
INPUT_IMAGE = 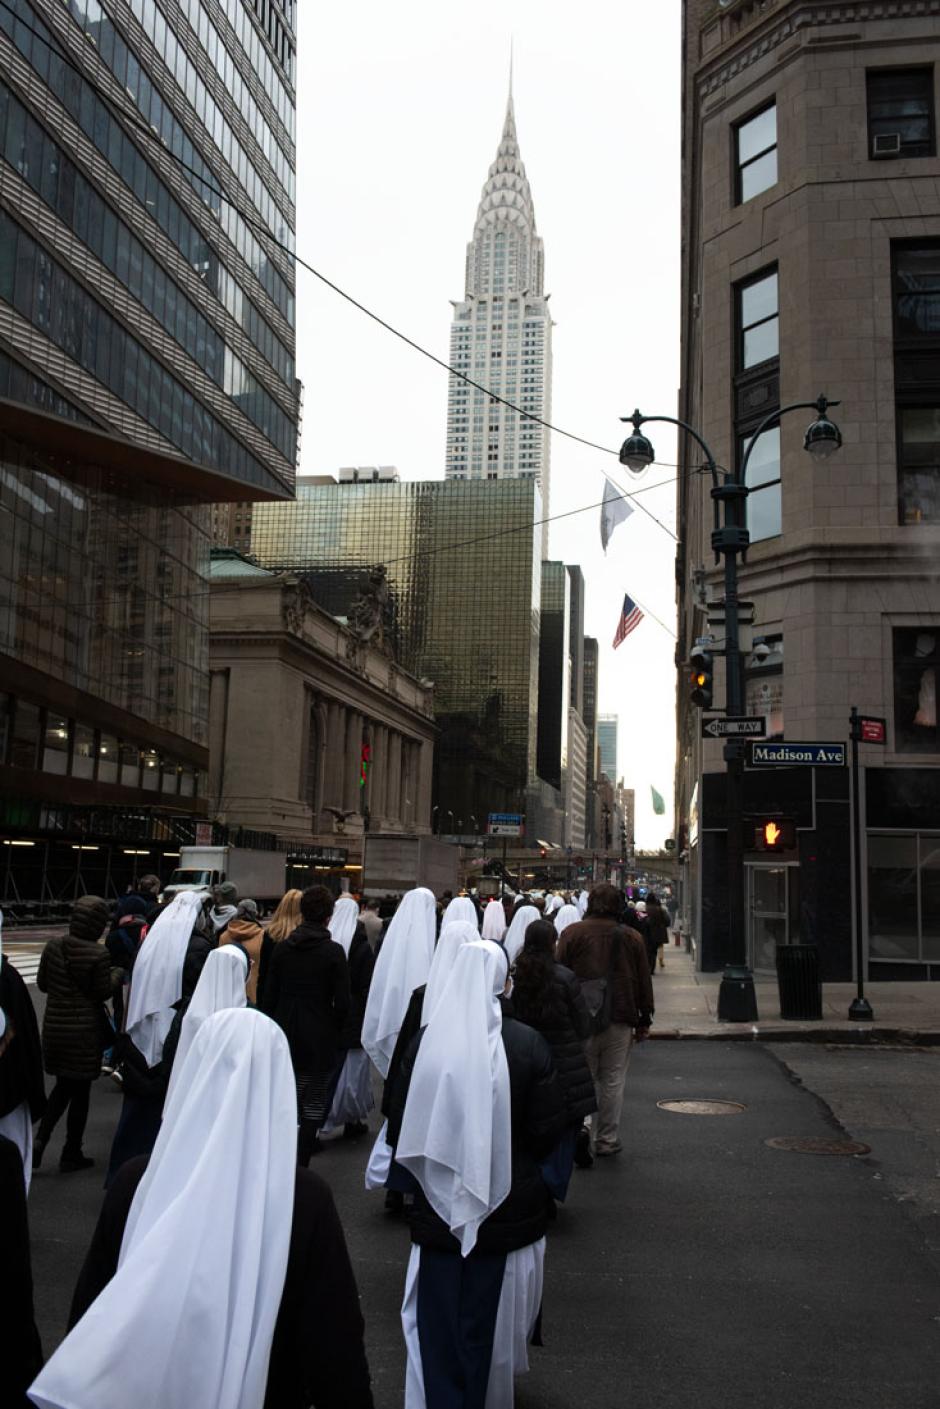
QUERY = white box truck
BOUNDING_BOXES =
[161,846,287,913]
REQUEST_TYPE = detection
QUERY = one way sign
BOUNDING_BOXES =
[701,716,767,739]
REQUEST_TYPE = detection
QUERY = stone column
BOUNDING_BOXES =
[401,739,415,827]
[415,740,434,832]
[322,700,346,811]
[371,724,388,828]
[386,731,403,824]
[344,710,364,813]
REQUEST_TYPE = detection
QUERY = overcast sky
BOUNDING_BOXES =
[294,1,681,849]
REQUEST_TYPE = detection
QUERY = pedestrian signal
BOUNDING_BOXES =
[689,646,713,709]
[754,819,796,851]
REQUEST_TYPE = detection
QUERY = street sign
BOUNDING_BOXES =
[487,812,525,837]
[748,741,846,767]
[702,716,766,739]
[857,716,887,745]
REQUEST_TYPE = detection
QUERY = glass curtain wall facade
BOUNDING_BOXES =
[252,478,542,823]
[597,715,618,782]
[0,0,297,901]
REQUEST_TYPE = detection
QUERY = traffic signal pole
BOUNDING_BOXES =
[848,706,874,1021]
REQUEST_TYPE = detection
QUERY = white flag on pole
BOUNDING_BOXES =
[600,477,633,553]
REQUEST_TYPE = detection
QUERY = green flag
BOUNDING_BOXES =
[651,785,665,816]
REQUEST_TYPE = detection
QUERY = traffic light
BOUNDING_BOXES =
[689,645,713,709]
[754,819,796,851]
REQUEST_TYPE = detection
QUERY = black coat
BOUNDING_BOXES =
[340,926,375,1050]
[261,923,350,1074]
[37,932,116,1081]
[69,1155,374,1409]
[511,963,597,1125]
[379,983,425,1120]
[0,956,45,1121]
[387,1014,566,1256]
[1,1135,43,1407]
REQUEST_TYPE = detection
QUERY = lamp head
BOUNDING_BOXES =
[618,409,655,475]
[804,395,842,460]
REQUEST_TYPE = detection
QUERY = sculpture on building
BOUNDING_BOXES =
[347,565,395,655]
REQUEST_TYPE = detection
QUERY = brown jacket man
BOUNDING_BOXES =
[556,885,653,1156]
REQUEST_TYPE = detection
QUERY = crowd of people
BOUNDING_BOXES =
[0,873,673,1408]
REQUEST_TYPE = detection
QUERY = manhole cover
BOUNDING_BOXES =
[657,1099,746,1116]
[765,1136,871,1156]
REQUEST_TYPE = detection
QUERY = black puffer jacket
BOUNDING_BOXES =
[511,963,597,1125]
[36,897,116,1081]
[387,1015,566,1256]
[261,923,350,1074]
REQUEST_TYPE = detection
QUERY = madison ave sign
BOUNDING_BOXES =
[747,741,847,767]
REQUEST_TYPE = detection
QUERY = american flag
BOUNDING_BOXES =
[612,594,644,649]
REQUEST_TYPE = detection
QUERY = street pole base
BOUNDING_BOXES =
[717,965,759,1023]
[848,997,874,1022]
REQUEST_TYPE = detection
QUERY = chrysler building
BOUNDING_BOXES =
[444,90,553,543]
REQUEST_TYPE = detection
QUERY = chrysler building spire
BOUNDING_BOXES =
[445,88,554,551]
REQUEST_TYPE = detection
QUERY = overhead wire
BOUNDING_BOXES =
[1,0,680,542]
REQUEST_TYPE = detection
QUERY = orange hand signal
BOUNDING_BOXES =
[764,821,782,846]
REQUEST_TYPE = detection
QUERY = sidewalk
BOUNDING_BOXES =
[651,940,940,1043]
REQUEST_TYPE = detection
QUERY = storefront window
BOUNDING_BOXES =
[142,749,160,790]
[119,741,141,788]
[11,700,40,768]
[161,762,179,794]
[893,628,939,752]
[98,732,118,783]
[868,832,921,961]
[73,723,96,779]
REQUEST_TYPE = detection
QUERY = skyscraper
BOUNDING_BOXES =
[444,86,553,554]
[597,715,618,784]
[0,0,297,901]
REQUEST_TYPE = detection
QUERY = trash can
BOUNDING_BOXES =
[775,944,822,1020]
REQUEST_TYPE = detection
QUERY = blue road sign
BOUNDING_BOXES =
[748,741,846,767]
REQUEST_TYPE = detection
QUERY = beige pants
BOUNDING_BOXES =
[585,1023,634,1152]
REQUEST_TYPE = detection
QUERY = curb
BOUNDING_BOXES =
[648,1025,940,1046]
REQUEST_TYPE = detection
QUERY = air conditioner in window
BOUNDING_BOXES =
[872,133,902,158]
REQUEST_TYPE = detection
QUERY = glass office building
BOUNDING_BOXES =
[253,478,541,823]
[0,0,297,905]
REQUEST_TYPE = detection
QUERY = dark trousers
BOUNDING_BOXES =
[36,1077,91,1157]
[416,1245,507,1409]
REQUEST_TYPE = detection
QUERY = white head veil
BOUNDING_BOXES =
[125,892,205,1067]
[544,895,562,917]
[576,889,590,917]
[481,899,507,943]
[421,920,480,1025]
[440,896,478,931]
[503,904,540,964]
[396,940,511,1257]
[328,896,360,957]
[554,904,580,938]
[164,947,248,1108]
[28,1008,296,1409]
[361,887,436,1077]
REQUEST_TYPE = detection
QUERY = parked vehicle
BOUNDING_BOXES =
[160,846,287,913]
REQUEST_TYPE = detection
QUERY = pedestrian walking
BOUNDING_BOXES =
[2,1132,43,1407]
[511,919,597,1199]
[30,1008,374,1409]
[388,940,566,1407]
[552,903,580,940]
[322,896,375,1140]
[208,881,239,937]
[360,898,383,950]
[260,886,350,1165]
[632,900,657,976]
[440,894,480,931]
[163,946,248,1108]
[646,893,670,971]
[556,884,654,1157]
[34,896,117,1174]
[105,891,210,1185]
[0,916,46,1189]
[482,898,507,942]
[221,899,270,1005]
[503,903,539,963]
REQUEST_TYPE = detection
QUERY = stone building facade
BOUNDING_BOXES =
[676,0,940,980]
[209,553,436,870]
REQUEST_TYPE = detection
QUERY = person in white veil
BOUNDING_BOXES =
[440,895,479,932]
[576,889,590,918]
[106,891,211,1187]
[31,1008,374,1409]
[553,904,580,940]
[322,898,376,1142]
[481,899,507,943]
[503,904,540,964]
[543,894,562,918]
[387,940,565,1409]
[164,946,248,1108]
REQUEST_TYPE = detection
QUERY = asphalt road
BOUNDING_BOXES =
[25,1020,940,1409]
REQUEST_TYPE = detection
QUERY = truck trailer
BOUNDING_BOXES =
[160,845,287,913]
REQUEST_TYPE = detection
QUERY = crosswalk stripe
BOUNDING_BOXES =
[5,954,41,985]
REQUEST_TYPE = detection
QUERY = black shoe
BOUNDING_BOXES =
[32,1139,47,1171]
[59,1154,95,1174]
[574,1127,594,1169]
[343,1121,368,1140]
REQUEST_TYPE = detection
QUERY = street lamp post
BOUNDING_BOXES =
[620,395,842,1021]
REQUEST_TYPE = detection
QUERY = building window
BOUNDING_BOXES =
[893,628,939,753]
[868,832,940,963]
[735,102,777,203]
[735,268,781,543]
[867,68,935,159]
[893,242,940,523]
[42,715,70,775]
[10,700,40,769]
